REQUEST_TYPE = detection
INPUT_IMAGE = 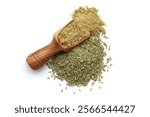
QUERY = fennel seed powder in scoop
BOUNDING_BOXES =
[58,7,105,46]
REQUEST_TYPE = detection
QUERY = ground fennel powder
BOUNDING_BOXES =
[58,7,105,46]
[47,7,110,87]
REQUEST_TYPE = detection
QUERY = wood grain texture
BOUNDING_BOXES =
[26,38,63,70]
[26,20,90,70]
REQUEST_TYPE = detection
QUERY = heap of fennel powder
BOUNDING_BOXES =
[47,36,107,86]
[58,7,105,46]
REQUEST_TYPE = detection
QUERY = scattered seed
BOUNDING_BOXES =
[98,79,101,83]
[103,35,109,39]
[108,46,111,51]
[91,81,95,86]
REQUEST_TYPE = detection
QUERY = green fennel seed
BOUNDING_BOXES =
[47,36,109,86]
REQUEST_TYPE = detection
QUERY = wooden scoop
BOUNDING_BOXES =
[26,21,90,70]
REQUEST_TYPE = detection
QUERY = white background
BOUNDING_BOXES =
[0,0,150,117]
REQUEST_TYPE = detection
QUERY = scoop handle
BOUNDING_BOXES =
[26,38,62,70]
